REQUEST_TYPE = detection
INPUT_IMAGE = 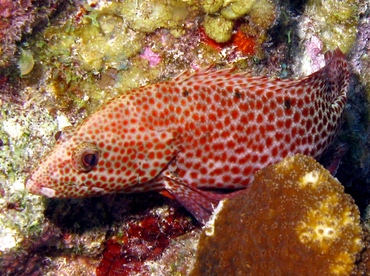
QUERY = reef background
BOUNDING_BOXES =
[0,0,369,275]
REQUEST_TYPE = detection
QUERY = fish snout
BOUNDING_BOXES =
[25,175,57,197]
[25,174,38,193]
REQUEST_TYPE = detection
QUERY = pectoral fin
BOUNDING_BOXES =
[163,171,227,224]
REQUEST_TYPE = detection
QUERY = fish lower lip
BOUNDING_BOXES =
[39,187,57,197]
[91,187,106,194]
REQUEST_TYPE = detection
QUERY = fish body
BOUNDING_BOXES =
[26,49,349,223]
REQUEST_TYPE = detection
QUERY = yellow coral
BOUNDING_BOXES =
[297,195,355,247]
[248,0,277,30]
[221,0,256,19]
[299,170,321,188]
[203,15,234,43]
[201,0,224,14]
[115,0,190,33]
[75,13,145,72]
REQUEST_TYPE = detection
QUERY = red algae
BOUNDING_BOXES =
[97,211,195,276]
[232,29,256,55]
[199,26,256,56]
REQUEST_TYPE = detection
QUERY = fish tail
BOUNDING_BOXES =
[308,48,349,112]
[324,48,350,99]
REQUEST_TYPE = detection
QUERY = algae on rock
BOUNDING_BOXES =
[305,0,360,53]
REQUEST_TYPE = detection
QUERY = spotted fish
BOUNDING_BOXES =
[26,49,349,223]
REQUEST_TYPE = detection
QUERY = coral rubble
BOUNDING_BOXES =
[191,154,363,275]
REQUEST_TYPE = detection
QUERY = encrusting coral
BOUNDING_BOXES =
[191,154,363,275]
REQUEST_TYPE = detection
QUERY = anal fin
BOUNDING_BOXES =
[319,142,348,175]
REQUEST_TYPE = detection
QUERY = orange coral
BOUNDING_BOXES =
[191,154,363,275]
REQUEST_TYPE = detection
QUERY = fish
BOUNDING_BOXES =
[26,48,349,223]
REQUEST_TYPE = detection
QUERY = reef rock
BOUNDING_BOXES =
[191,154,363,276]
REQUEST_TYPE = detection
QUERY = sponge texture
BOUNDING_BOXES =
[191,154,363,275]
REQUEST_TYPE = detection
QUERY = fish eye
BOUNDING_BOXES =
[72,142,100,172]
[82,152,98,168]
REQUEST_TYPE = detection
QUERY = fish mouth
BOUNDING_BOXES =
[25,176,57,197]
[25,175,107,198]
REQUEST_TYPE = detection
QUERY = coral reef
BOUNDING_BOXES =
[22,1,203,116]
[40,193,198,275]
[1,0,370,274]
[191,154,363,275]
[305,0,359,53]
[0,221,61,275]
[203,15,233,43]
[15,0,281,119]
[297,0,361,75]
[144,229,201,275]
[0,99,56,275]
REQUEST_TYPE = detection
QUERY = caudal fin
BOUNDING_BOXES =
[322,48,350,105]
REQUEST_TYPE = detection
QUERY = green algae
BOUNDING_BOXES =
[18,49,34,76]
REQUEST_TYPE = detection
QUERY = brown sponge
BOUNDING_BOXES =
[191,154,363,276]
